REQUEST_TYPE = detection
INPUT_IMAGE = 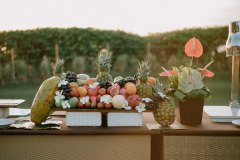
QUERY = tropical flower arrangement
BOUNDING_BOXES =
[160,37,214,101]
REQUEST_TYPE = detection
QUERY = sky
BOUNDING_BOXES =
[0,0,239,35]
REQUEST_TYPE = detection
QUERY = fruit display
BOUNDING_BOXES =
[30,47,176,127]
[55,71,155,112]
[51,50,160,113]
[31,58,64,125]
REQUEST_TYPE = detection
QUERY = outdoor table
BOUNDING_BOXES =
[153,112,240,160]
[0,112,240,160]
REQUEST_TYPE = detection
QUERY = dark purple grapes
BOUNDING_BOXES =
[99,81,112,89]
[65,71,77,82]
[115,75,137,88]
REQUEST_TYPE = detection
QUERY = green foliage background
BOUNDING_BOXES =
[0,28,146,68]
[0,26,229,82]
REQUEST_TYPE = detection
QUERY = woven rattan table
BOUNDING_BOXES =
[0,112,240,160]
[0,112,159,160]
[152,113,240,160]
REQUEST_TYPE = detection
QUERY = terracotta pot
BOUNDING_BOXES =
[175,99,204,125]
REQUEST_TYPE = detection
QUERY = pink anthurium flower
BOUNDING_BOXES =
[184,37,203,58]
[159,70,178,76]
[200,60,214,78]
[200,69,214,78]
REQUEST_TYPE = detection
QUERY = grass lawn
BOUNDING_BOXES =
[0,71,237,108]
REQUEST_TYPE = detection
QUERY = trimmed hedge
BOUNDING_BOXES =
[0,28,146,68]
[0,26,229,82]
[148,26,228,68]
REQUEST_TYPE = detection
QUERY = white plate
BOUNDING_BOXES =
[0,119,15,126]
[232,119,240,127]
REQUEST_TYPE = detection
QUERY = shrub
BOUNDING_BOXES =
[113,54,138,76]
[39,56,51,79]
[113,54,129,73]
[15,59,28,81]
[3,63,11,81]
[0,64,3,83]
[71,56,85,74]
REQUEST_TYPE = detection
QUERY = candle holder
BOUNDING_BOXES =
[204,21,240,122]
[226,21,240,108]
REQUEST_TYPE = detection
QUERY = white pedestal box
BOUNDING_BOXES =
[204,106,240,122]
[66,112,102,126]
[107,112,143,127]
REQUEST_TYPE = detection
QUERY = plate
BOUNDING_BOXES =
[0,119,15,126]
[232,119,240,127]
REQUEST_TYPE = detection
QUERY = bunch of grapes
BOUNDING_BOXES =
[115,76,137,88]
[58,83,71,100]
[65,71,77,82]
[125,75,137,84]
[99,81,112,89]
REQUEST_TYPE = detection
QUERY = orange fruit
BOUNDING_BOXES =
[126,83,137,95]
[70,88,79,97]
[70,82,78,88]
[148,77,157,85]
[83,78,96,86]
[77,86,88,97]
[124,82,135,89]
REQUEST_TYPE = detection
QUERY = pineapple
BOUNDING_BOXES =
[151,79,176,127]
[136,61,153,98]
[96,48,113,83]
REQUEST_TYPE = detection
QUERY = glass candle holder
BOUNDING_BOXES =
[226,21,240,108]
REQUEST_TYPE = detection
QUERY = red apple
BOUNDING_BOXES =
[120,88,127,96]
[105,103,113,109]
[96,95,102,102]
[78,102,85,108]
[127,94,141,109]
[107,86,111,94]
[97,102,104,109]
[85,102,91,108]
[110,87,120,97]
[113,83,121,90]
[90,96,97,102]
[98,88,107,95]
[88,88,98,96]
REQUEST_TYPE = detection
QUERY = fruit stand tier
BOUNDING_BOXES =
[51,108,152,113]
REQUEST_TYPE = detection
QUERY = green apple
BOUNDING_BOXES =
[68,97,79,108]
[55,100,63,108]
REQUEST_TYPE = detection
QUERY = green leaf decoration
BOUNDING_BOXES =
[174,90,186,102]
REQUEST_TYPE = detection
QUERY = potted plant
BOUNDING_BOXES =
[159,37,214,125]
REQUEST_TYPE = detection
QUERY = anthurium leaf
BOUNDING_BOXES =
[174,90,186,102]
[185,87,211,100]
[187,89,207,99]
[202,86,211,99]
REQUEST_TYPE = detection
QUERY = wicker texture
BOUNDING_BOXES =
[107,113,143,127]
[66,112,102,126]
[0,135,150,160]
[164,136,240,160]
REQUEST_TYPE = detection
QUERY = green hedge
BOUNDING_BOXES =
[0,26,229,83]
[148,26,228,68]
[0,28,146,68]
